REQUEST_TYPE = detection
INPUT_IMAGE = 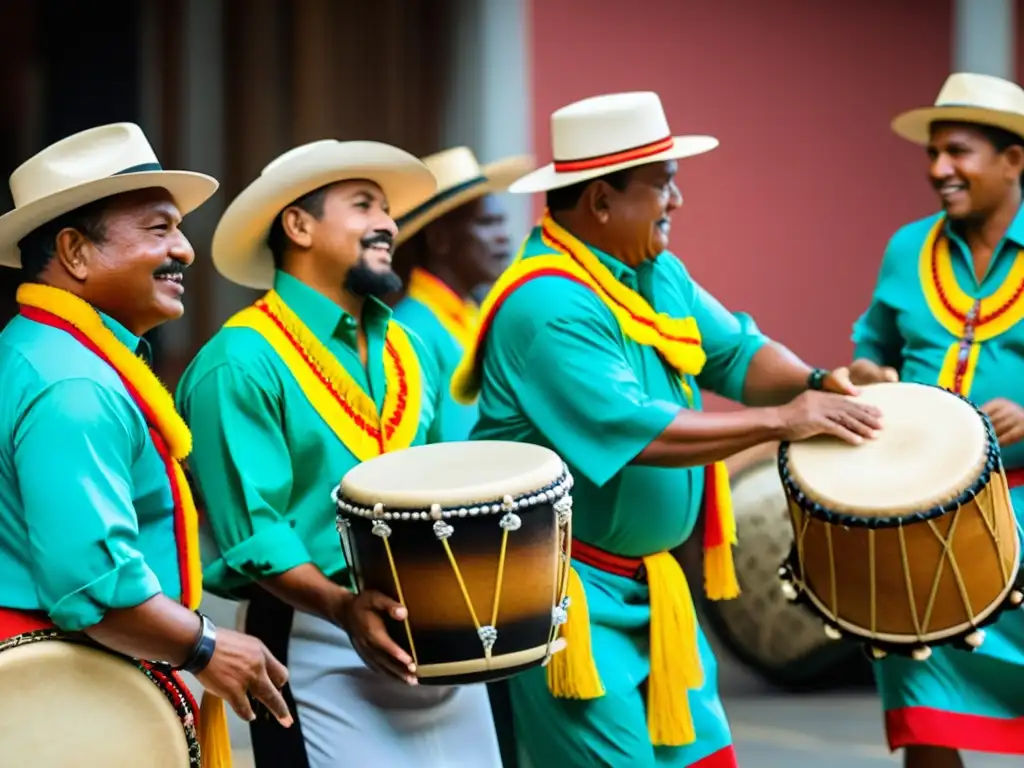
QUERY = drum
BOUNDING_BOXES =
[333,440,573,686]
[778,381,1024,660]
[700,443,870,690]
[0,631,196,766]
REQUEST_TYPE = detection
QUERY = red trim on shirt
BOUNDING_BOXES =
[886,706,1024,754]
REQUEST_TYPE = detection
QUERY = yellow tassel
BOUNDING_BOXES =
[546,566,605,699]
[198,691,233,768]
[704,461,741,601]
[643,551,702,747]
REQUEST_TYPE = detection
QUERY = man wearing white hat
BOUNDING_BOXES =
[391,146,533,443]
[0,123,292,766]
[176,139,503,767]
[851,72,1024,766]
[453,91,883,766]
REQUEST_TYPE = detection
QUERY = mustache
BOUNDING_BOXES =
[153,260,187,277]
[361,230,394,251]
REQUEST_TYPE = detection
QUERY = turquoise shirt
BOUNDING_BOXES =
[392,290,479,442]
[853,205,1024,472]
[176,271,443,598]
[470,227,769,557]
[0,309,179,631]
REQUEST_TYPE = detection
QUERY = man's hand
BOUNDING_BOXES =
[338,589,417,684]
[195,628,293,726]
[777,390,883,445]
[848,358,899,386]
[821,366,860,396]
[981,398,1024,447]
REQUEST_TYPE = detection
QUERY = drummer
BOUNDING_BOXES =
[391,146,532,442]
[851,72,1024,765]
[454,91,883,767]
[176,140,503,767]
[0,124,290,758]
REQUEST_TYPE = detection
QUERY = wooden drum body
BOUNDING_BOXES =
[334,441,573,686]
[700,443,868,690]
[778,382,1024,659]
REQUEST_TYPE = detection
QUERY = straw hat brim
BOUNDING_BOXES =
[394,155,535,246]
[508,135,719,194]
[0,170,218,269]
[212,141,438,290]
[892,105,1024,145]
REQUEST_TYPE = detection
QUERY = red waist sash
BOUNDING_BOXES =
[0,607,53,641]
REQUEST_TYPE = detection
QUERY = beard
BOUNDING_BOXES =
[343,255,403,299]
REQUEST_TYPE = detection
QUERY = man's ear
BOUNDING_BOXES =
[582,181,612,225]
[54,228,91,282]
[280,206,315,250]
[423,220,451,256]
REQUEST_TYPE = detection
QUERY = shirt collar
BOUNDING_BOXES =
[98,311,151,362]
[273,270,392,343]
[944,201,1024,250]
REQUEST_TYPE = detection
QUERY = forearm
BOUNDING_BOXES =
[83,594,201,666]
[635,405,785,468]
[259,563,352,628]
[741,342,813,406]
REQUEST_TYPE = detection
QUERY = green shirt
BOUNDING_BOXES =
[470,228,769,556]
[0,309,177,630]
[392,293,479,442]
[176,271,444,598]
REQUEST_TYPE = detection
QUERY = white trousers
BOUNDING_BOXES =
[287,609,503,768]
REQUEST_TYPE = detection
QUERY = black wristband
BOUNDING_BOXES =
[807,368,828,391]
[181,612,217,674]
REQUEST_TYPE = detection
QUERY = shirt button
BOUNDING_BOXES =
[343,316,357,328]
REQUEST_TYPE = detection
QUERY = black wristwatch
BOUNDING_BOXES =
[181,611,217,674]
[807,368,828,391]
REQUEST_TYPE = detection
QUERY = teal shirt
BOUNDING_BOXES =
[176,271,443,598]
[853,205,1024,472]
[470,228,769,557]
[0,310,179,631]
[392,294,479,441]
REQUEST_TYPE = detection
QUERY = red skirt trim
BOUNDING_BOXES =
[886,706,1024,754]
[691,745,738,766]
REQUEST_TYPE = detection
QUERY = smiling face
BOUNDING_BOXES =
[44,187,194,335]
[277,179,402,298]
[927,121,1024,221]
[585,160,682,265]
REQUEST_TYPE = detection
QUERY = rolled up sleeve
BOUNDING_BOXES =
[14,379,161,631]
[689,282,770,402]
[517,288,681,488]
[179,364,310,590]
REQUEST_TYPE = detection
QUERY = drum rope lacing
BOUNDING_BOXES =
[779,387,1024,654]
[333,469,575,664]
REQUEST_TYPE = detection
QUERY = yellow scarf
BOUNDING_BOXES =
[406,267,479,350]
[918,217,1024,396]
[16,283,232,768]
[451,214,739,747]
[225,290,423,461]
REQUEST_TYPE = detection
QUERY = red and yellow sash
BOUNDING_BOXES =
[451,213,739,746]
[16,283,202,610]
[406,267,479,350]
[225,290,423,461]
[919,217,1024,396]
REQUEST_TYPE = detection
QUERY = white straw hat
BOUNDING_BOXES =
[212,140,438,289]
[892,72,1024,145]
[509,91,718,194]
[394,147,533,246]
[0,122,218,268]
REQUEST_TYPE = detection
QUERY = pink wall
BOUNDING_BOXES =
[527,0,952,408]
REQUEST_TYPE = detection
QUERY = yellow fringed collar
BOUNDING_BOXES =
[16,283,192,459]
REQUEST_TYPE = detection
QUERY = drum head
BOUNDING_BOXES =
[0,641,190,767]
[702,449,868,690]
[784,382,988,516]
[340,440,565,508]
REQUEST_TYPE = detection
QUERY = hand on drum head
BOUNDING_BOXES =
[195,628,293,726]
[848,358,900,386]
[777,390,883,445]
[339,589,418,684]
